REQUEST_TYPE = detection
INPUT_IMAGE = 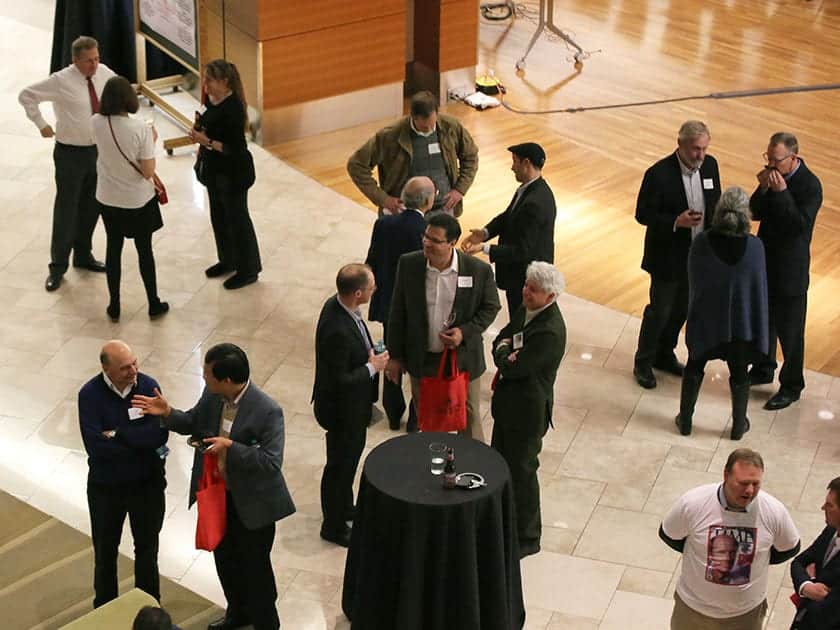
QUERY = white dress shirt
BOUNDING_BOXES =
[426,252,459,353]
[102,372,135,399]
[19,63,115,146]
[677,153,706,240]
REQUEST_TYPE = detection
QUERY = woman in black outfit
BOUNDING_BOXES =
[91,76,168,321]
[190,59,260,290]
[676,186,768,440]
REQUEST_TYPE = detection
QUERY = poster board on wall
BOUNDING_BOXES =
[137,0,199,74]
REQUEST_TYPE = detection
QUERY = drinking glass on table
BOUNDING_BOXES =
[429,442,447,475]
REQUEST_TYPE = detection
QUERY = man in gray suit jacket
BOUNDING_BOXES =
[386,213,501,441]
[133,343,294,630]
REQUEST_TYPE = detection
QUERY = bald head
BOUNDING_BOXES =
[400,176,435,213]
[100,340,138,390]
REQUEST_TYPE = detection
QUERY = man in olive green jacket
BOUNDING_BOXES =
[347,91,478,217]
[491,261,566,559]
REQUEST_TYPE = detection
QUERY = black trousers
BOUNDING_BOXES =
[491,418,548,547]
[105,229,159,307]
[635,273,689,368]
[320,419,366,531]
[206,181,262,277]
[505,287,524,318]
[86,476,165,608]
[753,293,807,394]
[214,493,279,630]
[50,143,100,274]
[381,319,412,426]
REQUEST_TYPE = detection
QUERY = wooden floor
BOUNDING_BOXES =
[267,0,840,376]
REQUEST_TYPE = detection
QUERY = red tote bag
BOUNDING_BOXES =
[418,347,469,432]
[195,452,227,551]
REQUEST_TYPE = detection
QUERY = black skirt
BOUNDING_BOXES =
[100,196,163,239]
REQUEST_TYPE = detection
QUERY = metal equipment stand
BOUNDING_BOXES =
[516,0,585,70]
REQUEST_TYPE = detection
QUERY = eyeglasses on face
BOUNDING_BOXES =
[422,232,449,245]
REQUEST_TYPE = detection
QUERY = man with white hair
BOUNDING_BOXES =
[633,121,721,389]
[490,261,567,558]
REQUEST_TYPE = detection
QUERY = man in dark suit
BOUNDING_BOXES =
[749,132,822,411]
[386,213,501,442]
[791,477,840,630]
[365,176,433,430]
[491,262,566,558]
[312,264,389,546]
[462,142,556,316]
[132,343,295,630]
[633,121,721,389]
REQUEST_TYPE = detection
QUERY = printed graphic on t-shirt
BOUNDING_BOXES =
[705,525,756,585]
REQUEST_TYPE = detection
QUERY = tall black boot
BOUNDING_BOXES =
[730,378,751,440]
[675,371,704,436]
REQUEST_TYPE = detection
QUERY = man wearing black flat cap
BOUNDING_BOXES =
[462,142,557,315]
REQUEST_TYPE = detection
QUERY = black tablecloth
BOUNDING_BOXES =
[342,433,525,630]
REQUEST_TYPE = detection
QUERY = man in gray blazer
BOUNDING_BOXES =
[386,213,501,440]
[133,343,294,630]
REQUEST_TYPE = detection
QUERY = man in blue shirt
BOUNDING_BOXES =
[78,339,168,608]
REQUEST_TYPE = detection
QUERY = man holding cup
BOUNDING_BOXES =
[312,264,388,547]
[633,121,721,390]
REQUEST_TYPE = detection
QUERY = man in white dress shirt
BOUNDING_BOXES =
[19,35,114,291]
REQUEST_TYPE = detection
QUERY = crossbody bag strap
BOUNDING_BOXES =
[107,116,145,177]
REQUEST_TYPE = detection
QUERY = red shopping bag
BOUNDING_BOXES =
[418,348,468,432]
[195,452,227,551]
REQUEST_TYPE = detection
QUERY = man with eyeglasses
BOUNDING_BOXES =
[748,132,822,411]
[386,213,501,442]
[633,121,721,390]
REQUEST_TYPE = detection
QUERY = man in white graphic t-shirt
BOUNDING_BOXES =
[659,448,800,629]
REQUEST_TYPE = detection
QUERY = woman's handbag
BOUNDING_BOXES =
[195,452,227,551]
[418,347,469,432]
[108,117,168,204]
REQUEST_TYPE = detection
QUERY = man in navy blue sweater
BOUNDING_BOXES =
[78,339,168,608]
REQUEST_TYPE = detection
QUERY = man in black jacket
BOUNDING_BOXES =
[312,264,389,546]
[748,132,822,411]
[633,121,721,389]
[365,176,433,430]
[462,142,556,316]
[791,477,840,630]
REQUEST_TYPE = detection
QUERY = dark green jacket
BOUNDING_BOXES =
[387,250,500,379]
[491,302,566,433]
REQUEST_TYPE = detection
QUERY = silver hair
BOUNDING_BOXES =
[712,186,751,236]
[400,177,435,210]
[678,120,710,143]
[525,261,564,298]
[72,36,99,59]
[769,131,799,154]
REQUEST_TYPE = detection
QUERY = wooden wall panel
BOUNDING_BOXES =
[261,13,406,108]
[257,0,404,40]
[440,0,479,71]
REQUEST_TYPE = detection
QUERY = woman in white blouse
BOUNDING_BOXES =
[91,76,167,321]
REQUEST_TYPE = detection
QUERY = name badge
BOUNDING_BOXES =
[222,419,233,434]
[457,276,473,288]
[703,178,714,190]
[513,332,524,350]
[128,407,144,420]
[198,104,207,115]
[428,142,441,155]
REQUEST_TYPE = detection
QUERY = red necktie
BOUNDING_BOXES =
[87,77,99,114]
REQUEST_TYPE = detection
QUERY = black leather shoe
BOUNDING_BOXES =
[748,370,774,386]
[653,357,685,377]
[730,418,751,441]
[675,414,691,436]
[634,364,656,389]
[73,258,106,272]
[764,390,800,411]
[207,615,249,630]
[205,262,232,278]
[106,304,120,322]
[223,273,258,290]
[45,273,63,292]
[148,300,170,319]
[320,524,351,547]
